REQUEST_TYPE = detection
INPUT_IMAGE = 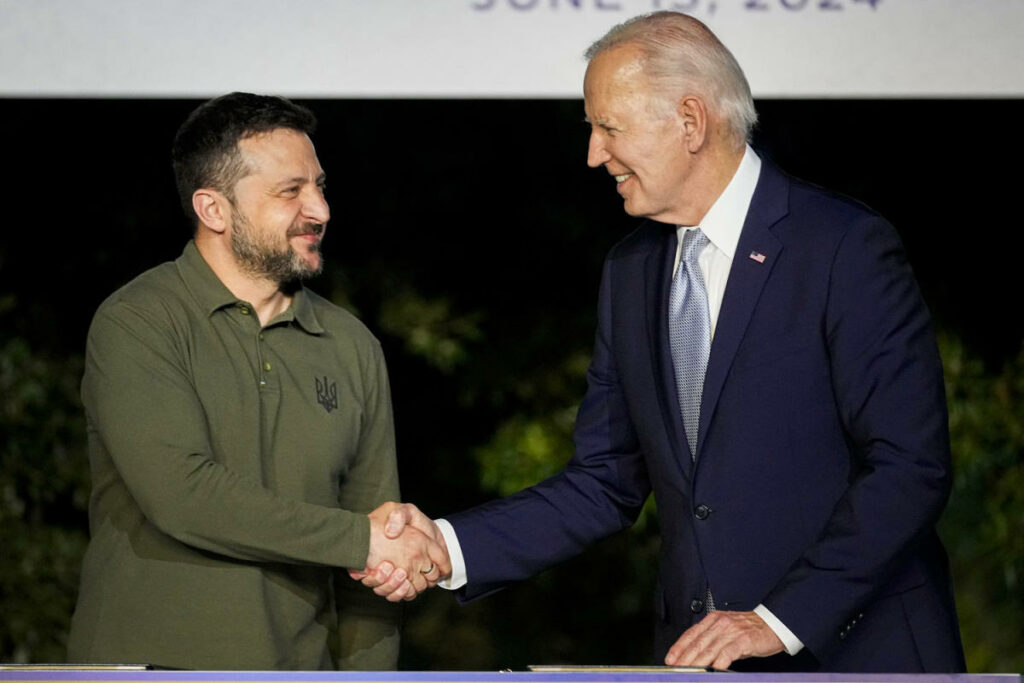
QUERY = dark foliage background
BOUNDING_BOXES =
[1,98,1022,671]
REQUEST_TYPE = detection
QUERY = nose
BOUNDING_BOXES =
[587,130,610,168]
[303,186,330,225]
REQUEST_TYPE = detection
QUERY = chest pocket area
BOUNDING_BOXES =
[269,371,364,506]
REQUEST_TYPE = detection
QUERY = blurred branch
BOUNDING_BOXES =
[377,290,482,373]
[939,333,1024,673]
[0,336,89,663]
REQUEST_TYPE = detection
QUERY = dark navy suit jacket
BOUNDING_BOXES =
[448,159,965,672]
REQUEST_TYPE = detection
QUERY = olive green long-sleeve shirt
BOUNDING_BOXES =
[67,241,401,670]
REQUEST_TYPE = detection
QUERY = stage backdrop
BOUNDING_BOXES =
[1,0,1022,98]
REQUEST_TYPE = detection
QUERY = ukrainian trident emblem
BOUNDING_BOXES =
[315,376,338,413]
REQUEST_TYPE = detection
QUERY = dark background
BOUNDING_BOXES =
[1,98,1022,670]
[6,98,1022,365]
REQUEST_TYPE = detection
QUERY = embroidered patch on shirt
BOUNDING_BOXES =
[315,376,338,413]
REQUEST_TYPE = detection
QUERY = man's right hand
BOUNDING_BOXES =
[354,502,451,602]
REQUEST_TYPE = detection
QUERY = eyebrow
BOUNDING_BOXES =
[583,115,615,129]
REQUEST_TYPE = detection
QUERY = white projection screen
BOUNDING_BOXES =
[1,0,1021,98]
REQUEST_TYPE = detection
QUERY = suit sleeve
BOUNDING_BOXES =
[761,215,952,656]
[449,256,653,600]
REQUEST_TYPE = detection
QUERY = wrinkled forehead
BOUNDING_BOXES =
[585,44,648,87]
[584,46,660,119]
[585,46,656,108]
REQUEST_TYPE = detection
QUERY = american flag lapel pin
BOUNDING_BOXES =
[749,251,767,264]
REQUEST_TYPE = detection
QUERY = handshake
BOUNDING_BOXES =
[351,502,452,602]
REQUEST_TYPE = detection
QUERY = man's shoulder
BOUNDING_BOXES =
[777,175,900,264]
[760,158,885,230]
[94,259,191,322]
[755,162,908,278]
[82,259,204,362]
[790,177,880,222]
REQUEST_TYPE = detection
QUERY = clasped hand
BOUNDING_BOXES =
[351,502,451,602]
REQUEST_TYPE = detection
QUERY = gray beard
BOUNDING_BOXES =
[230,213,323,286]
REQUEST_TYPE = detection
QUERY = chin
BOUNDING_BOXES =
[289,254,323,280]
[623,202,647,218]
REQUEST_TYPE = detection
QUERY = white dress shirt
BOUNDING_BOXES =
[436,145,803,657]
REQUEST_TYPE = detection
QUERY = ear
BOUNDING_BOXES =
[192,189,231,235]
[677,95,709,153]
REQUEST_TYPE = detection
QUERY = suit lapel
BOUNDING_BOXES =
[698,161,789,452]
[644,225,695,478]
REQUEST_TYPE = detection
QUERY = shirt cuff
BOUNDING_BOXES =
[753,603,804,656]
[434,518,467,590]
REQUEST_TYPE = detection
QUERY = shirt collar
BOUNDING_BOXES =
[176,240,325,335]
[286,287,325,335]
[684,144,762,259]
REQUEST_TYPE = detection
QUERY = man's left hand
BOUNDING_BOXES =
[664,610,785,670]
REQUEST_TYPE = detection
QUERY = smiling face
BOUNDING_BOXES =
[227,128,329,284]
[584,44,696,225]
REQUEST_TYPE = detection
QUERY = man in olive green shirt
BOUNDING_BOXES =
[67,93,448,670]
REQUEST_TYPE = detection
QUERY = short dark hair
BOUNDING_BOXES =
[171,92,317,223]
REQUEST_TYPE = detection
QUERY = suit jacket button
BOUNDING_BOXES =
[694,504,711,520]
[690,599,704,613]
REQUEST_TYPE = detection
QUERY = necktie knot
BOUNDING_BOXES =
[681,228,709,268]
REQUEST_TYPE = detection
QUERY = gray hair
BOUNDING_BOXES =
[585,11,757,147]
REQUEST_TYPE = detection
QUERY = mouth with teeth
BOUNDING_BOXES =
[613,172,634,193]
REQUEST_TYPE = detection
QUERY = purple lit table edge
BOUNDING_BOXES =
[0,672,1019,683]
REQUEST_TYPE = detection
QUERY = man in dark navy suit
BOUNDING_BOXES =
[356,11,965,672]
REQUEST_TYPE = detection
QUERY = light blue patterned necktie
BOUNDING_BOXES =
[669,228,711,461]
